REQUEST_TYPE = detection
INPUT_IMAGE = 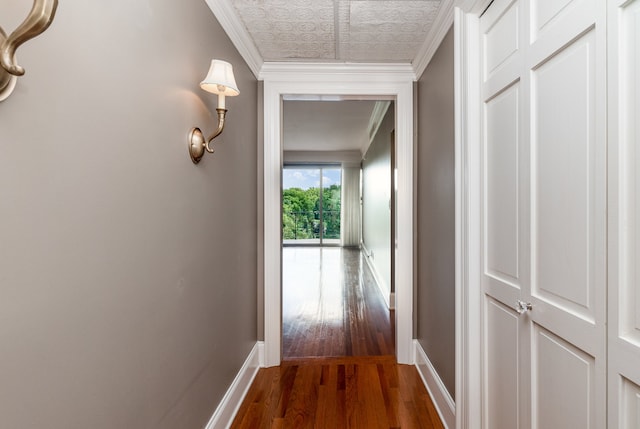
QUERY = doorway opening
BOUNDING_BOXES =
[280,99,396,361]
[261,66,415,367]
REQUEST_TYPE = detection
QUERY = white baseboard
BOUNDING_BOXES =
[205,341,264,429]
[361,243,394,309]
[413,340,455,429]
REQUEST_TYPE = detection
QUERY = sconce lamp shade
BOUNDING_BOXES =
[200,60,240,97]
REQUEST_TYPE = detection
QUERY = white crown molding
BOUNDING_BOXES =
[365,100,392,154]
[412,0,455,80]
[259,62,416,82]
[204,0,263,78]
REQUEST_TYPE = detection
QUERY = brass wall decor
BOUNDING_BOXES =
[188,59,239,164]
[0,0,58,101]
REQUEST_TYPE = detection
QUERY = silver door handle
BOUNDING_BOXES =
[516,300,532,315]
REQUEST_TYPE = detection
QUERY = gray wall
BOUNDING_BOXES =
[362,106,394,296]
[416,27,456,397]
[0,1,258,428]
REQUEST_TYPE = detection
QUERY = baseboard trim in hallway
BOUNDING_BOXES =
[414,340,455,429]
[205,341,264,429]
[361,243,394,310]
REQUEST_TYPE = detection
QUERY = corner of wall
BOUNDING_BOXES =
[413,340,456,429]
[204,342,264,429]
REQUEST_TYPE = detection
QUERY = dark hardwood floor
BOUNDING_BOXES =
[230,356,445,429]
[282,247,394,358]
[231,247,444,428]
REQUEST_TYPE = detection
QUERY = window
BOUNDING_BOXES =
[282,166,341,246]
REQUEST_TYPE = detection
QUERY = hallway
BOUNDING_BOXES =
[230,248,444,428]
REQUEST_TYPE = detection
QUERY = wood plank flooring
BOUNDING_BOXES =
[230,356,445,429]
[231,247,444,428]
[282,247,394,358]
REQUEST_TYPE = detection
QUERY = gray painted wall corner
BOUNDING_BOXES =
[416,27,456,397]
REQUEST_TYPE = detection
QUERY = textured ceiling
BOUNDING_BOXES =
[230,0,443,62]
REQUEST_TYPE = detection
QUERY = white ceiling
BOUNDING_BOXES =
[283,100,377,152]
[230,0,443,62]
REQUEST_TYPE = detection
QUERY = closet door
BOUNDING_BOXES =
[480,0,531,426]
[480,0,607,427]
[608,1,640,427]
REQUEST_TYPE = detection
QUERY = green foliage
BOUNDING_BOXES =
[282,185,341,240]
[322,184,341,239]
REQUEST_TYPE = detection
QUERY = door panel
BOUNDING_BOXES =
[528,0,596,66]
[617,0,640,349]
[485,83,520,283]
[484,0,520,80]
[485,298,520,429]
[532,326,595,429]
[531,29,596,322]
[609,1,640,427]
[621,378,640,428]
[532,0,573,33]
[481,0,530,427]
[528,1,606,426]
[481,0,605,427]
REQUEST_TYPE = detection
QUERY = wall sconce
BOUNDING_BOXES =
[188,59,240,164]
[0,0,58,102]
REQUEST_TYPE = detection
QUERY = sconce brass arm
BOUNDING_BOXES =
[188,108,228,164]
[0,0,58,100]
[204,108,227,153]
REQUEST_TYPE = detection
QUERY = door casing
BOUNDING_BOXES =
[261,63,415,367]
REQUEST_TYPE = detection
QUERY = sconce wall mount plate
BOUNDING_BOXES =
[188,128,207,164]
[0,0,58,101]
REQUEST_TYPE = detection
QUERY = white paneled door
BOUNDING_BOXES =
[608,1,640,428]
[480,0,606,427]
